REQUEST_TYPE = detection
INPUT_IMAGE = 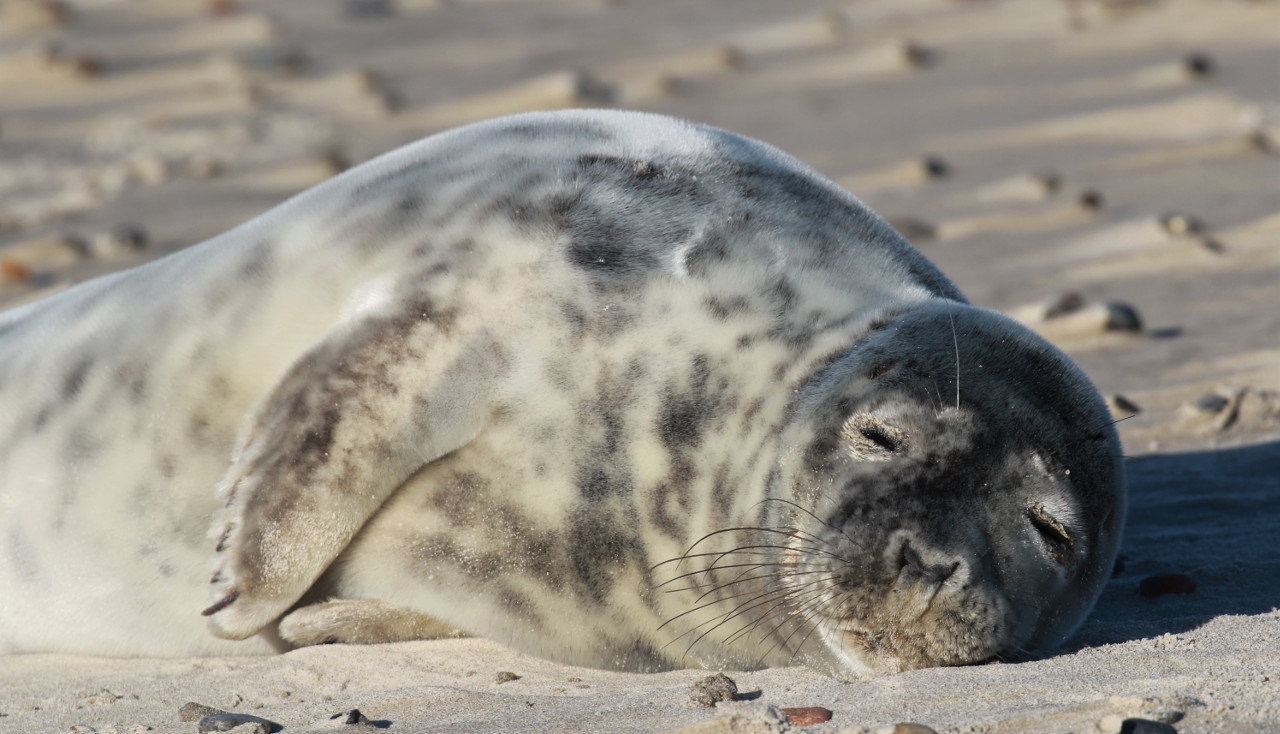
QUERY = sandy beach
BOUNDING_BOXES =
[1,0,1278,732]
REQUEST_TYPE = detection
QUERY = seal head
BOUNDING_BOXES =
[660,301,1125,678]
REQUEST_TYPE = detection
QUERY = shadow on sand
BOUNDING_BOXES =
[1067,438,1280,649]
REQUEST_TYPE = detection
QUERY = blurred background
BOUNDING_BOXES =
[0,0,1277,453]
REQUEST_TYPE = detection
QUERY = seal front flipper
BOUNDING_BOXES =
[203,300,509,641]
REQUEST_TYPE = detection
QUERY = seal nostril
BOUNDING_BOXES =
[898,541,923,573]
[896,541,958,584]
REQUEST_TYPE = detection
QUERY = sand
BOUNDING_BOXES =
[1,0,1277,732]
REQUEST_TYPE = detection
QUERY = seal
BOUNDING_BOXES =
[0,110,1125,677]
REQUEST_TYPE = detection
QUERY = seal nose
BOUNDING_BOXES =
[896,538,962,586]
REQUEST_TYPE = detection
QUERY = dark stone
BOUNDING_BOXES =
[331,708,371,725]
[1193,393,1229,414]
[1119,718,1178,734]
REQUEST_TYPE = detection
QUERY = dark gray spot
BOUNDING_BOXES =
[566,503,636,605]
[31,404,54,432]
[703,295,752,322]
[496,586,544,629]
[649,455,696,543]
[658,355,714,451]
[62,358,92,400]
[117,361,151,401]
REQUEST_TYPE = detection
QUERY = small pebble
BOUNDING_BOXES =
[495,671,521,684]
[1107,394,1141,417]
[197,712,279,733]
[688,672,738,707]
[1034,172,1064,195]
[1101,302,1142,332]
[78,689,122,706]
[207,0,236,16]
[1193,393,1229,414]
[54,50,102,78]
[331,708,371,725]
[898,41,934,68]
[889,724,938,734]
[1120,718,1178,734]
[1043,291,1085,319]
[1159,213,1202,237]
[187,154,225,179]
[89,224,148,257]
[234,44,306,74]
[179,702,225,721]
[1077,189,1105,211]
[1181,52,1214,78]
[1139,573,1196,598]
[0,258,29,282]
[780,706,833,726]
[886,217,937,244]
[1247,128,1274,153]
[918,155,949,180]
[343,0,394,18]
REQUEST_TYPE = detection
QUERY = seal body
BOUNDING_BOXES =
[0,110,1124,676]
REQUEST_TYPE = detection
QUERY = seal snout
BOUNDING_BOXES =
[894,535,963,588]
[883,529,974,626]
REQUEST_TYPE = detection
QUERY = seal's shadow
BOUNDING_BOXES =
[1064,439,1280,649]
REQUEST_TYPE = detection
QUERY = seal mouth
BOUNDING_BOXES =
[814,617,909,677]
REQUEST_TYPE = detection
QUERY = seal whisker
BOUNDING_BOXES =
[922,377,943,417]
[668,586,806,657]
[677,573,840,654]
[658,562,828,598]
[652,526,837,574]
[691,567,841,605]
[696,538,842,571]
[945,298,961,409]
[750,590,831,667]
[756,497,866,552]
[656,568,831,632]
[668,576,820,644]
[717,577,840,649]
[654,556,829,591]
[772,524,836,551]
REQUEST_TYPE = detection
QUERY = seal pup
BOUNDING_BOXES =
[0,110,1124,677]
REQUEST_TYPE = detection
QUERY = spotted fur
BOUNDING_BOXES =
[0,111,1124,677]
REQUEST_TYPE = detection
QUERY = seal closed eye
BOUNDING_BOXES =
[1028,502,1078,577]
[0,109,1124,678]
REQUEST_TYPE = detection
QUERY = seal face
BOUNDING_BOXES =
[0,110,1124,676]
